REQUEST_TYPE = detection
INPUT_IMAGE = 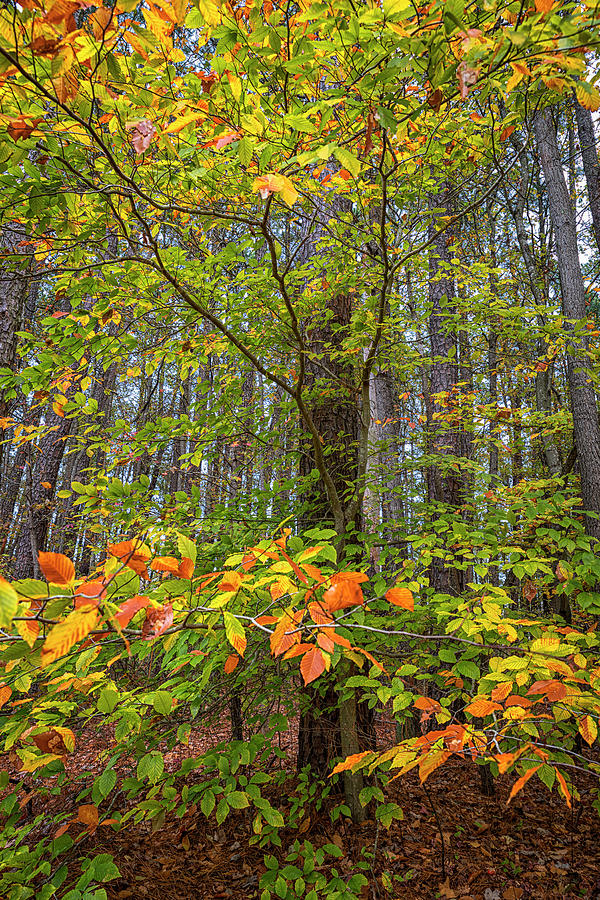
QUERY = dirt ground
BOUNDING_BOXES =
[4,714,600,900]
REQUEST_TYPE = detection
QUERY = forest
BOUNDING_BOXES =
[1,0,600,897]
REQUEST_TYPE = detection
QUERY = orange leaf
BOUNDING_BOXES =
[224,654,239,674]
[114,595,149,628]
[40,481,52,489]
[283,642,315,660]
[178,557,194,579]
[150,556,180,574]
[327,630,352,650]
[508,764,542,803]
[141,603,173,639]
[219,571,242,592]
[555,768,572,808]
[386,587,414,610]
[465,697,502,717]
[74,580,105,609]
[413,696,442,712]
[308,601,334,625]
[108,539,151,577]
[331,571,369,584]
[578,715,598,746]
[270,608,303,657]
[330,750,371,776]
[38,552,75,586]
[0,683,11,710]
[323,580,364,612]
[535,0,553,11]
[491,681,513,702]
[253,615,279,626]
[317,631,335,653]
[527,680,567,701]
[418,749,450,783]
[300,646,326,685]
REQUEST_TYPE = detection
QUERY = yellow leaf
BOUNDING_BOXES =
[164,111,202,134]
[576,82,600,112]
[578,714,598,746]
[228,73,242,102]
[505,65,524,94]
[198,0,221,26]
[41,606,98,667]
[16,618,39,648]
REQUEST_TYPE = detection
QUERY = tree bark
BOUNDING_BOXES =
[574,94,600,256]
[534,108,600,538]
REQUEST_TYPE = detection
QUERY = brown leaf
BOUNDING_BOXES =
[142,603,174,640]
[427,89,443,111]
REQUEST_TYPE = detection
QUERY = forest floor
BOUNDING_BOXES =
[4,712,600,900]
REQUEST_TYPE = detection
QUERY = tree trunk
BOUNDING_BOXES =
[534,108,600,538]
[574,94,600,256]
[426,185,465,594]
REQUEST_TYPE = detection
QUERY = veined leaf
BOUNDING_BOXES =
[0,577,18,626]
[38,552,75,586]
[223,611,247,656]
[41,606,98,667]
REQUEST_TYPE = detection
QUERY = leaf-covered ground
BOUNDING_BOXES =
[3,714,599,900]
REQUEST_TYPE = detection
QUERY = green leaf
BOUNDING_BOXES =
[201,789,216,817]
[177,533,197,564]
[383,0,411,18]
[227,790,249,809]
[262,804,284,827]
[455,660,480,681]
[137,752,164,784]
[97,688,119,714]
[333,147,361,178]
[0,578,18,627]
[216,796,229,824]
[238,136,254,167]
[285,114,314,133]
[152,690,172,715]
[95,768,117,800]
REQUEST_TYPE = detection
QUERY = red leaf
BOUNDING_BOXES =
[38,552,75,586]
[300,646,326,685]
